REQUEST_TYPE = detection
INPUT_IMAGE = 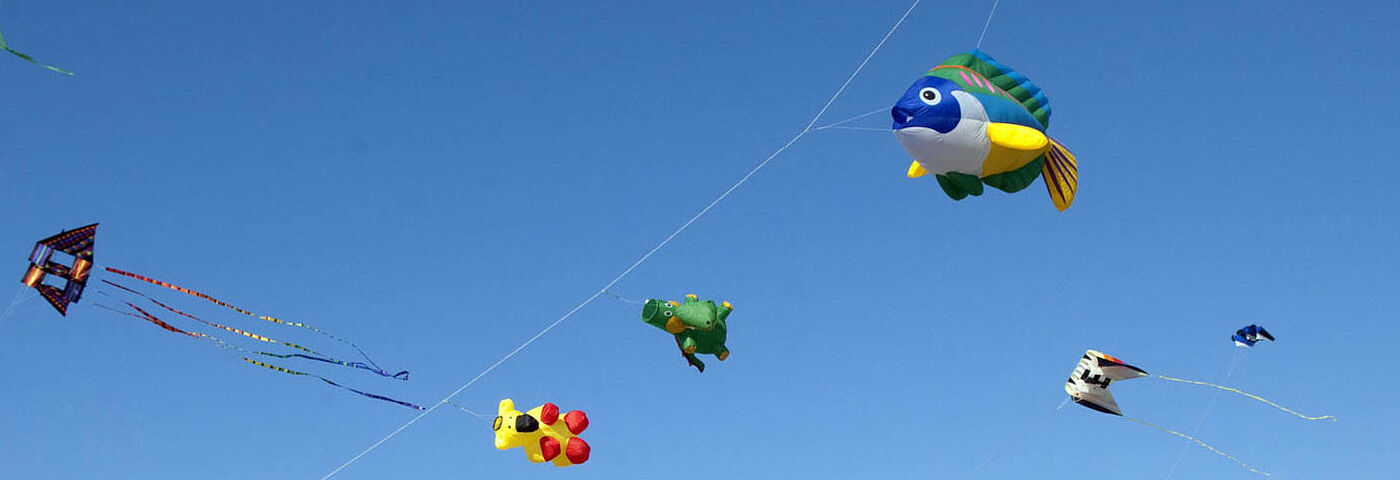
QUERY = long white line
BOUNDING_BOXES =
[1163,349,1246,479]
[810,108,889,131]
[0,287,29,333]
[319,1,921,477]
[975,0,1002,49]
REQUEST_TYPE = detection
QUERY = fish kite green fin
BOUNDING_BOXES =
[1041,139,1077,211]
[936,172,983,200]
[0,24,74,75]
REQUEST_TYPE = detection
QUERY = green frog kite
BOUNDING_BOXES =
[641,294,732,372]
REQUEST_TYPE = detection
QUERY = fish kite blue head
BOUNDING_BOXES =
[892,75,962,133]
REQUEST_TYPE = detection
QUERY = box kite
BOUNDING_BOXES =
[20,223,97,315]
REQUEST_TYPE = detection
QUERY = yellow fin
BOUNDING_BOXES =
[987,122,1049,151]
[906,161,928,178]
[982,123,1051,176]
[1041,138,1078,211]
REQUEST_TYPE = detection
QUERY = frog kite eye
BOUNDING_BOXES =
[893,50,1077,210]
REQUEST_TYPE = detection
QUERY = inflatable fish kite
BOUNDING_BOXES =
[893,50,1077,210]
[1065,350,1148,416]
[1232,324,1275,348]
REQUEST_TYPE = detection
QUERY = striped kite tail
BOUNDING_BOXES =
[102,266,401,374]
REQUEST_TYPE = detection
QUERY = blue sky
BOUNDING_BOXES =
[2,1,1397,478]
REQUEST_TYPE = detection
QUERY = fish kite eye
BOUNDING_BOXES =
[918,87,941,106]
[663,310,673,318]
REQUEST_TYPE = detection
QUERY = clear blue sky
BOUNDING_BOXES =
[2,1,1397,478]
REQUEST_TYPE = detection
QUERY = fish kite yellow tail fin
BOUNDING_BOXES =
[907,161,928,178]
[1157,375,1337,422]
[1041,139,1077,211]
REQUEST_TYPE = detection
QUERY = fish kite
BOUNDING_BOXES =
[1232,324,1274,348]
[20,223,97,315]
[893,50,1077,210]
[494,398,590,467]
[641,294,732,372]
[1064,349,1148,416]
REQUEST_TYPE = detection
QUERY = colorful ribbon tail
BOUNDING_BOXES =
[99,302,205,339]
[97,300,420,411]
[348,364,410,381]
[103,266,393,371]
[241,357,424,411]
[105,279,413,380]
[256,352,410,381]
[2,41,74,75]
[321,377,426,411]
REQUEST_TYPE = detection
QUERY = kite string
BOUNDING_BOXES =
[975,0,1002,49]
[318,1,922,477]
[800,0,921,133]
[318,290,603,480]
[0,287,27,333]
[1225,346,1247,377]
[445,401,491,421]
[1124,416,1270,477]
[321,123,811,477]
[817,126,888,132]
[1163,348,1247,479]
[602,290,645,306]
[1156,374,1337,422]
[976,397,1068,474]
[809,107,888,131]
